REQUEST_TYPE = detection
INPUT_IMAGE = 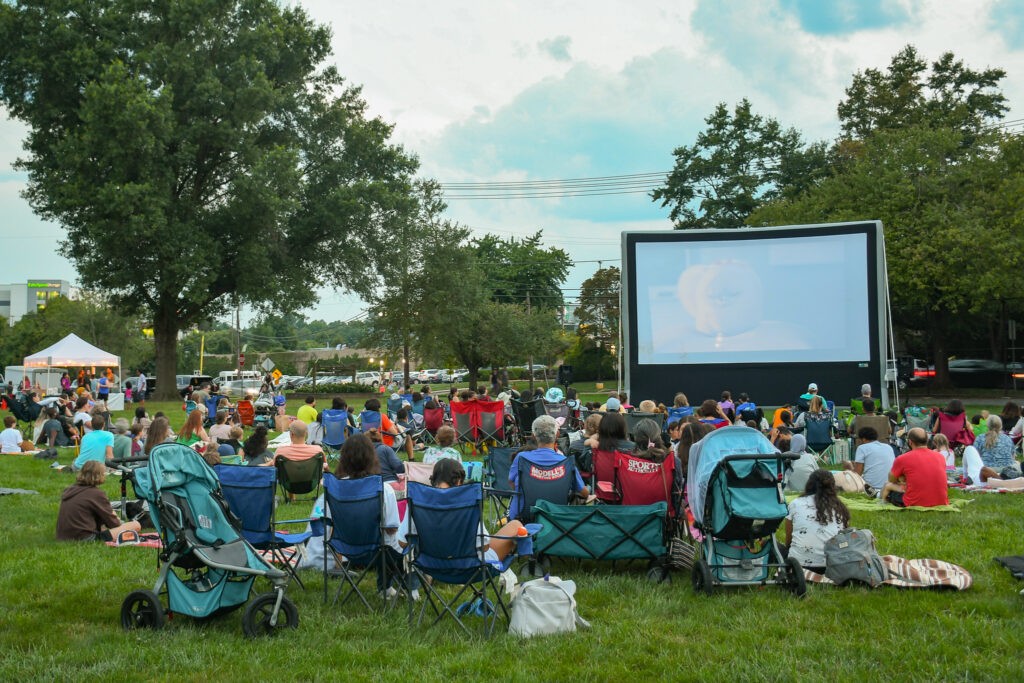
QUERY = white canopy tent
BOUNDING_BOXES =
[23,333,122,406]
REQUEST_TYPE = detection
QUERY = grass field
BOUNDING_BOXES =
[2,400,1023,681]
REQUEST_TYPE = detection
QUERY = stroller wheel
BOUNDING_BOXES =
[692,559,714,596]
[121,590,165,631]
[242,592,298,638]
[646,565,671,585]
[784,557,807,598]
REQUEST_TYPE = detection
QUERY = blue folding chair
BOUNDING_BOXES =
[667,406,694,424]
[386,397,403,420]
[359,410,382,433]
[484,447,516,527]
[321,474,404,611]
[214,464,313,588]
[512,455,579,523]
[406,481,533,637]
[320,409,349,457]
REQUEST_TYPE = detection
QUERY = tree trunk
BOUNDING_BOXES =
[932,329,950,389]
[153,307,180,401]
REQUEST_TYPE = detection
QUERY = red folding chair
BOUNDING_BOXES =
[449,401,477,453]
[614,452,677,516]
[235,399,255,427]
[592,448,623,503]
[476,400,506,446]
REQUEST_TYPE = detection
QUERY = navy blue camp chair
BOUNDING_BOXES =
[406,481,532,637]
[513,455,577,523]
[214,464,313,588]
[484,447,516,527]
[320,409,349,457]
[321,474,404,611]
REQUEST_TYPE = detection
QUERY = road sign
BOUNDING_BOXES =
[261,357,276,372]
[271,369,282,383]
[238,352,245,368]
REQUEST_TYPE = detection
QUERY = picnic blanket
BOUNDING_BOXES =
[785,493,971,512]
[105,532,162,549]
[0,487,39,495]
[804,556,972,590]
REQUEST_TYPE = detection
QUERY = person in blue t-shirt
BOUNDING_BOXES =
[508,415,589,519]
[73,414,114,470]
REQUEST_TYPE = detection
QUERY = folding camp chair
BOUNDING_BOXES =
[544,403,570,422]
[614,452,677,515]
[320,409,349,458]
[235,400,255,427]
[274,452,324,502]
[513,455,578,523]
[484,447,516,527]
[214,465,312,588]
[358,410,382,433]
[321,474,404,611]
[204,396,222,426]
[591,448,622,503]
[477,400,506,447]
[405,481,531,637]
[624,412,665,441]
[449,401,476,452]
[510,397,545,444]
[666,406,693,424]
[386,397,403,420]
[803,416,834,454]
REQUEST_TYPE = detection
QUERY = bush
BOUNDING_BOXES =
[298,382,373,394]
[562,337,615,382]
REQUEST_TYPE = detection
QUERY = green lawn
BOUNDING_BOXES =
[1,400,1023,680]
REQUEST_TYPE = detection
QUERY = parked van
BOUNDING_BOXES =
[2,366,69,395]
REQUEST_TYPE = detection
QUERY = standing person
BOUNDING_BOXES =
[96,372,110,403]
[60,372,72,395]
[135,369,147,406]
[784,469,851,573]
[881,428,949,508]
[56,461,141,541]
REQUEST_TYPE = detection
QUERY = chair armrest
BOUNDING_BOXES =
[275,517,317,526]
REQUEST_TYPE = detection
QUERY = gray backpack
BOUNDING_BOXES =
[824,528,886,587]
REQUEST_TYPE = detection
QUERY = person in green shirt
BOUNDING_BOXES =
[111,419,133,461]
[296,396,318,425]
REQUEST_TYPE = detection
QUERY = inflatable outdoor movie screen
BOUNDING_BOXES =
[621,221,888,408]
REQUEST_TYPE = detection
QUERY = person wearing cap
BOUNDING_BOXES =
[797,383,826,413]
[850,384,873,415]
[601,396,622,413]
[111,419,133,461]
[544,387,564,403]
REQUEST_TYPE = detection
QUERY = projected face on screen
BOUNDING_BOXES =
[634,233,870,364]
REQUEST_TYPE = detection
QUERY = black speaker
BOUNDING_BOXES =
[557,365,573,386]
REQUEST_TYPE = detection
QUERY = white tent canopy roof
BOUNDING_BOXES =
[23,333,120,368]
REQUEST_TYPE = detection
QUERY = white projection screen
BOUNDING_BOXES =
[622,222,887,408]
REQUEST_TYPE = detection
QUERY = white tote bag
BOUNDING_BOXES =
[508,577,590,638]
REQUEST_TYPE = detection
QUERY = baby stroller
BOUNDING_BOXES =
[253,392,276,429]
[120,442,298,636]
[687,426,805,597]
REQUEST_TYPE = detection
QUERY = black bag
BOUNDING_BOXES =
[124,499,154,529]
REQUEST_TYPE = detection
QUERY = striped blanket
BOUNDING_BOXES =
[804,555,972,590]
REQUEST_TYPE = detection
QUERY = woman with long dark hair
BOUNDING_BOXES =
[241,425,273,466]
[784,469,851,573]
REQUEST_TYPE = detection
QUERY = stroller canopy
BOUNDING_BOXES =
[134,442,220,504]
[686,426,778,526]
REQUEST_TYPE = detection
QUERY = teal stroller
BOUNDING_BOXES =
[687,426,806,597]
[120,443,298,636]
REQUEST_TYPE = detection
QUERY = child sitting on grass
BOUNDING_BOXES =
[932,433,954,469]
[1,415,25,454]
[56,460,141,542]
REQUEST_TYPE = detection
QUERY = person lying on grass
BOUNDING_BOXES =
[56,460,141,542]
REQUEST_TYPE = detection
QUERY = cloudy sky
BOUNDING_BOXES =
[3,0,1023,325]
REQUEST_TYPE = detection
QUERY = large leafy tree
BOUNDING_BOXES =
[576,266,620,346]
[472,231,572,309]
[0,1,418,397]
[652,99,829,229]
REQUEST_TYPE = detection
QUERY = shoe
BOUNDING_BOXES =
[379,586,398,600]
[863,484,877,498]
[49,462,62,469]
[410,589,420,602]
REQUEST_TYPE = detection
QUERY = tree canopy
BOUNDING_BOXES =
[0,0,418,397]
[652,98,829,229]
[576,266,620,345]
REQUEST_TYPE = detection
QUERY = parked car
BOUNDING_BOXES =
[441,369,469,383]
[418,368,443,383]
[355,372,381,388]
[176,374,214,397]
[947,359,1014,389]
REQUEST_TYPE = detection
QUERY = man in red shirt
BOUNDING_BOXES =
[883,428,949,507]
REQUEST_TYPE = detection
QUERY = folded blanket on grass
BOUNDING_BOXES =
[785,493,970,512]
[804,556,972,590]
[0,487,39,495]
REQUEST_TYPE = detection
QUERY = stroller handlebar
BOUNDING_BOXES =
[720,453,799,463]
[106,456,150,471]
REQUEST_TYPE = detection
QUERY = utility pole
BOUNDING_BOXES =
[235,300,241,373]
[527,291,534,393]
